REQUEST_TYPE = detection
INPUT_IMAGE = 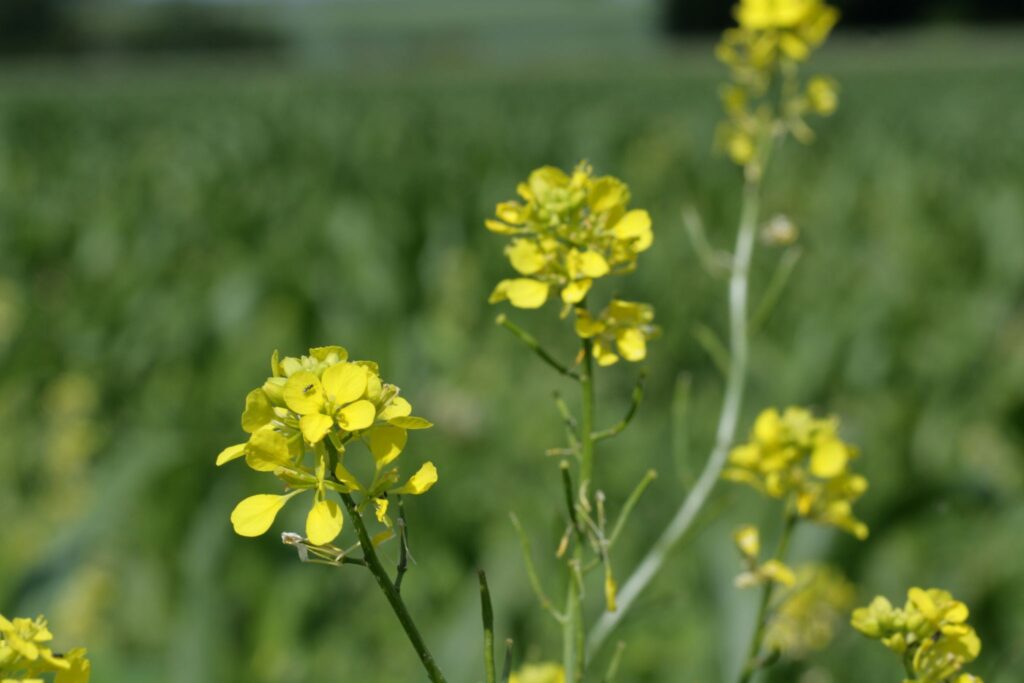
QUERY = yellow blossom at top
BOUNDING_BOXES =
[574,299,660,366]
[852,587,983,683]
[487,162,653,311]
[715,0,840,168]
[723,407,869,539]
[0,613,90,683]
[509,662,566,683]
[216,346,437,546]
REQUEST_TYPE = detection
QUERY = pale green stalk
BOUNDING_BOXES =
[587,173,764,659]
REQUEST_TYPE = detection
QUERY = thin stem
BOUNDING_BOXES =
[501,639,515,683]
[561,462,585,544]
[479,570,496,683]
[563,564,584,683]
[737,512,797,683]
[497,314,580,380]
[587,173,764,660]
[592,370,647,442]
[509,512,564,621]
[395,495,410,593]
[579,337,596,486]
[607,469,658,548]
[340,492,448,683]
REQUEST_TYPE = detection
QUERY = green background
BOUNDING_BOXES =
[1,18,1023,683]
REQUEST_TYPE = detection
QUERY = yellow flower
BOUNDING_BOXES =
[218,347,437,546]
[0,614,89,683]
[715,0,839,168]
[509,662,566,683]
[764,565,855,657]
[487,162,653,311]
[723,407,868,538]
[852,587,983,683]
[731,524,796,589]
[574,299,660,366]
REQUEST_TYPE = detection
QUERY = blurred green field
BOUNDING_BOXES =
[1,32,1024,683]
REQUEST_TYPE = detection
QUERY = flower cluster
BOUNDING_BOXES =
[852,588,983,683]
[723,407,869,539]
[216,346,437,546]
[486,162,653,312]
[1,613,90,683]
[715,0,840,167]
[509,663,565,683]
[763,564,855,658]
[574,299,660,366]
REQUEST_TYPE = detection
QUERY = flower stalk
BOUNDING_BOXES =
[340,490,448,683]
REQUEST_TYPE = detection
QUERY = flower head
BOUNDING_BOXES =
[487,163,653,312]
[723,407,869,539]
[0,613,90,683]
[852,587,982,683]
[715,0,840,168]
[574,299,660,366]
[763,564,855,658]
[217,346,437,546]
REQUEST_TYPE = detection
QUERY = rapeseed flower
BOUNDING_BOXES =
[731,524,797,588]
[217,346,437,546]
[509,662,565,683]
[852,588,983,683]
[715,0,840,168]
[487,163,653,312]
[574,299,660,366]
[0,613,90,683]
[764,564,855,657]
[723,407,869,539]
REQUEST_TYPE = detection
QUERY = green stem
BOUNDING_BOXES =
[479,570,496,683]
[498,314,580,380]
[340,492,448,683]
[564,335,596,682]
[737,512,797,683]
[587,173,765,660]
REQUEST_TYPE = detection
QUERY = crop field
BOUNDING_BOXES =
[1,28,1023,683]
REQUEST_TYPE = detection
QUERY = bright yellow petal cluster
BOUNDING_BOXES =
[0,614,90,683]
[217,346,437,546]
[509,662,566,683]
[852,588,983,683]
[731,524,797,589]
[723,407,869,539]
[715,0,839,167]
[487,162,653,312]
[763,564,855,658]
[574,299,660,366]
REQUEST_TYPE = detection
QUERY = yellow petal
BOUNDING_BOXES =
[507,239,546,275]
[561,278,591,304]
[502,278,550,308]
[230,494,290,537]
[55,647,90,683]
[593,338,619,366]
[375,497,390,524]
[577,251,609,278]
[379,396,412,421]
[733,525,760,559]
[397,462,438,495]
[245,428,292,472]
[613,210,653,251]
[337,399,376,432]
[322,362,369,405]
[760,559,796,586]
[241,388,275,433]
[306,496,344,546]
[299,413,333,444]
[215,443,246,466]
[574,310,605,339]
[367,425,408,468]
[333,463,362,491]
[810,438,848,478]
[615,327,647,362]
[588,176,629,212]
[283,371,324,415]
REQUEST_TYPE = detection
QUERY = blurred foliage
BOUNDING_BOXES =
[1,36,1023,683]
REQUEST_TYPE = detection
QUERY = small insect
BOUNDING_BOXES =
[303,383,315,394]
